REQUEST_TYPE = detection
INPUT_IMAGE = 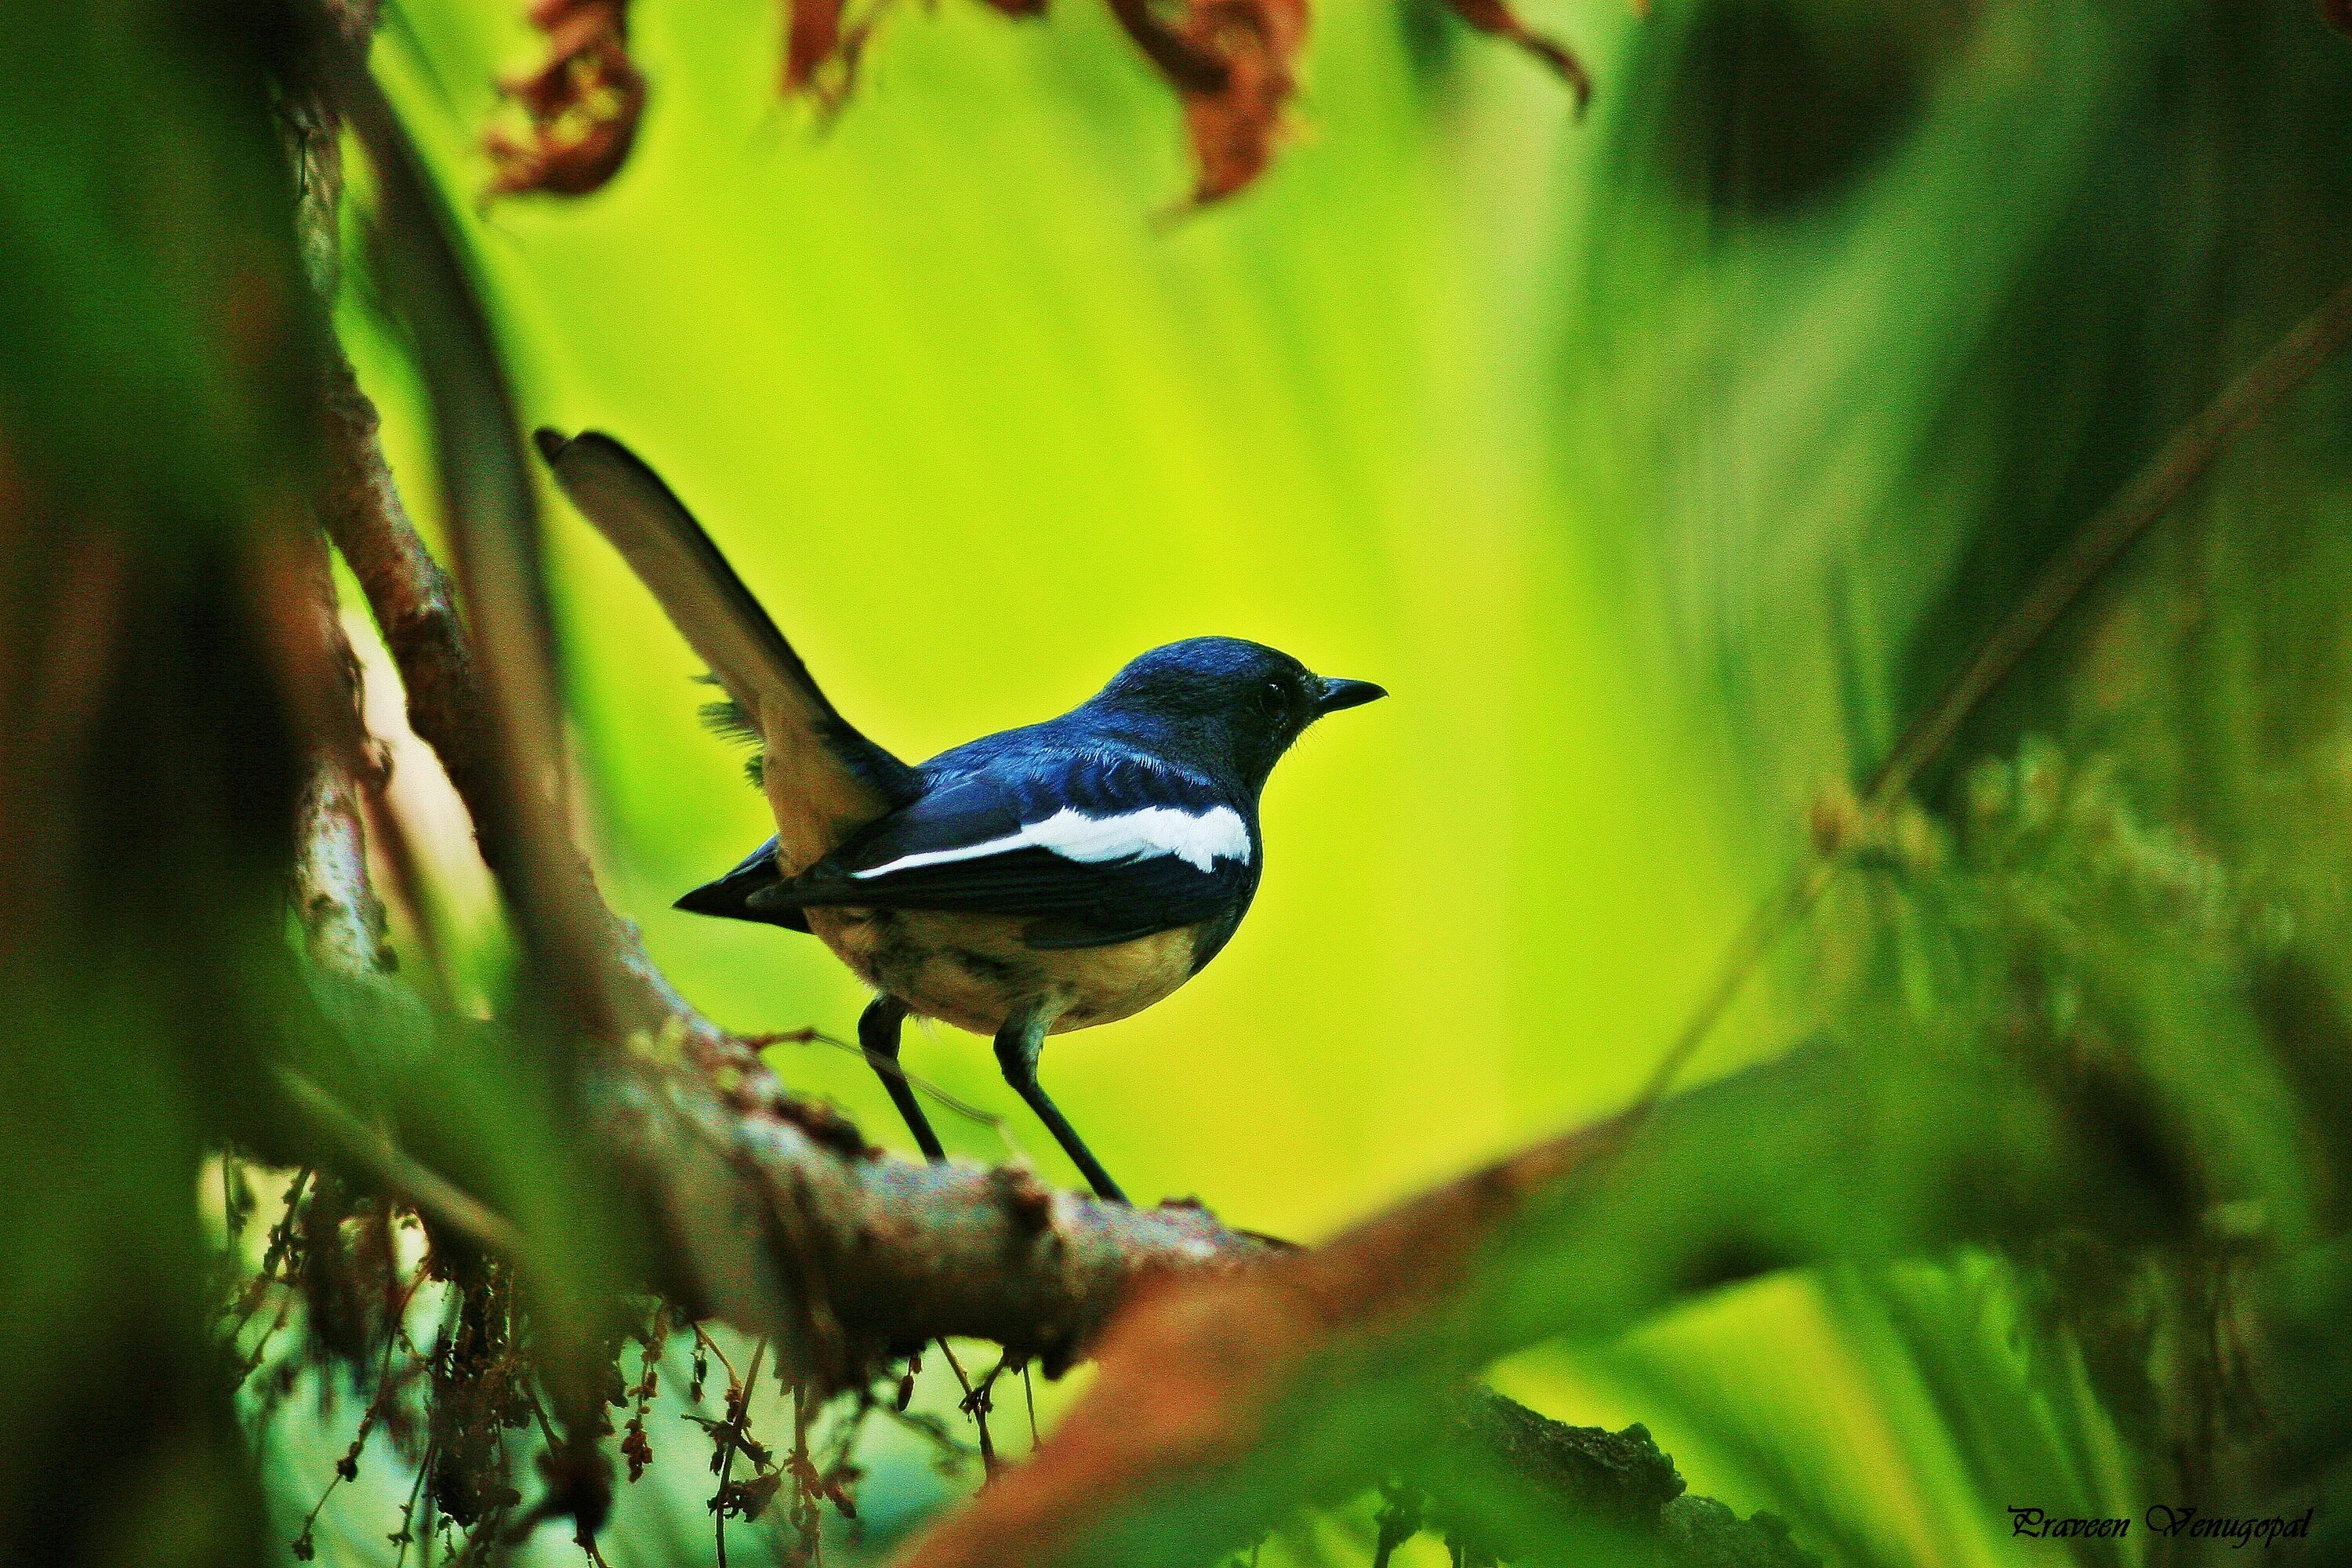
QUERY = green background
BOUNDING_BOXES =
[281,1,2352,1561]
[362,0,1762,1236]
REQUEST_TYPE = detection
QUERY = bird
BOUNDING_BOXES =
[535,428,1385,1203]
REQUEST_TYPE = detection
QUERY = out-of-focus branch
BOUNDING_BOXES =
[894,1038,2158,1568]
[318,339,760,1080]
[332,46,655,1048]
[894,1113,1639,1568]
[279,1067,530,1258]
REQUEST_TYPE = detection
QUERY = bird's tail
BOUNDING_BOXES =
[535,429,916,873]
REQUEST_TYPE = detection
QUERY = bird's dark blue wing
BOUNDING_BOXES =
[749,746,1257,948]
[674,836,811,932]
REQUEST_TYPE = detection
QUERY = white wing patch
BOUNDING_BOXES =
[850,805,1250,880]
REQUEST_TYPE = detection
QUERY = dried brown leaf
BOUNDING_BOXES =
[1441,0,1592,112]
[782,0,858,104]
[786,0,1046,116]
[1176,0,1310,207]
[485,0,647,198]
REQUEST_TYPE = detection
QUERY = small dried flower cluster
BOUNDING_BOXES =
[486,0,647,198]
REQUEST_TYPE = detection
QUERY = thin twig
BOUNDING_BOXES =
[712,1338,769,1568]
[226,1167,315,1380]
[880,1403,985,1461]
[935,1338,997,1474]
[690,1322,742,1388]
[292,1266,427,1562]
[275,1068,528,1258]
[746,1027,1011,1144]
[391,1439,434,1568]
[237,1288,301,1389]
[1866,276,2352,812]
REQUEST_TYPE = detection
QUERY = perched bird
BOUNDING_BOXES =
[535,429,1385,1202]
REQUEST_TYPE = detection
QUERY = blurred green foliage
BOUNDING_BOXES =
[364,0,1758,1237]
[8,0,2352,1563]
[263,0,2352,1556]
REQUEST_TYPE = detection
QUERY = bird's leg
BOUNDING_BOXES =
[859,999,988,1461]
[858,994,945,1162]
[993,1007,1127,1204]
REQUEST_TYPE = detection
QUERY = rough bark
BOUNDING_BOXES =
[887,1095,1795,1568]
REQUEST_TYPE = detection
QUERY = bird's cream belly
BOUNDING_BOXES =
[806,908,1199,1036]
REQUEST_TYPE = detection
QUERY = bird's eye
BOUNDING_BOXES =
[1258,681,1290,722]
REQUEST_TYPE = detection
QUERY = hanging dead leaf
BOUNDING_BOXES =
[1440,0,1592,113]
[485,0,647,198]
[782,0,862,108]
[1175,0,1311,207]
[1105,0,1232,91]
[785,0,1047,116]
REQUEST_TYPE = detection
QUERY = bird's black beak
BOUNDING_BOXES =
[1313,677,1388,717]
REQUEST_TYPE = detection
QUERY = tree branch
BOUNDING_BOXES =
[316,344,768,1085]
[891,1031,2188,1568]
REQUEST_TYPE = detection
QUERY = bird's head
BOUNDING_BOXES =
[1086,636,1385,786]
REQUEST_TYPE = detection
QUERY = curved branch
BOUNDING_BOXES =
[893,1036,2162,1568]
[318,342,763,1087]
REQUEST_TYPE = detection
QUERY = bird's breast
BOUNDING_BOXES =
[806,907,1203,1036]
